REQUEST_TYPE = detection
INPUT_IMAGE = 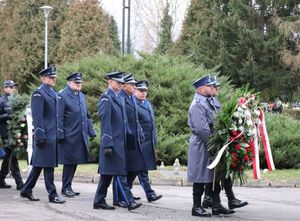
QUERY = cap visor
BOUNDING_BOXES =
[112,78,124,83]
[136,86,148,90]
[125,80,137,84]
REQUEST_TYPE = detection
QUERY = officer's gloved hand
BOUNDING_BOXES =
[36,139,46,147]
[104,147,113,156]
[58,139,64,144]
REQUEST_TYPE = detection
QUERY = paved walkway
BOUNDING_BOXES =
[1,177,300,221]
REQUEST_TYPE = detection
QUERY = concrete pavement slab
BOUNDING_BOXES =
[1,178,300,221]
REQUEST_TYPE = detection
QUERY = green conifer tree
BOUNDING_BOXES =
[57,0,112,62]
[177,0,300,100]
[109,15,121,54]
[156,2,173,54]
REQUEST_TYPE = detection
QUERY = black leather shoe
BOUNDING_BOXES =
[20,192,40,201]
[128,202,142,211]
[0,180,12,188]
[192,206,211,217]
[73,191,80,196]
[16,182,24,190]
[61,190,75,197]
[228,198,248,209]
[202,196,213,208]
[133,195,141,200]
[93,201,115,210]
[212,204,235,215]
[147,194,163,202]
[49,196,66,204]
[113,201,128,208]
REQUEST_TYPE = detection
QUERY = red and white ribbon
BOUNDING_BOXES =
[258,110,275,171]
[207,132,244,169]
[252,126,261,179]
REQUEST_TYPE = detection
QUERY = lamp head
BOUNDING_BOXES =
[40,5,53,18]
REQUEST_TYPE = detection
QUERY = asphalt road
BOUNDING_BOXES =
[1,178,300,221]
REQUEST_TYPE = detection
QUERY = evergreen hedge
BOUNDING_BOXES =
[50,53,300,168]
[262,113,300,169]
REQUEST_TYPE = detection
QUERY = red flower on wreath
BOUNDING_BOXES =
[244,155,250,161]
[249,95,255,100]
[249,140,254,148]
[239,166,244,172]
[238,97,247,106]
[231,152,237,162]
[230,162,237,168]
[232,130,239,136]
[235,144,241,150]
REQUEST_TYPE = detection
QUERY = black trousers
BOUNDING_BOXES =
[62,164,77,192]
[116,170,155,202]
[0,145,23,185]
[94,174,134,206]
[194,182,221,207]
[205,177,235,201]
[21,167,57,199]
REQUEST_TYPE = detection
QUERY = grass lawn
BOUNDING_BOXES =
[1,160,299,184]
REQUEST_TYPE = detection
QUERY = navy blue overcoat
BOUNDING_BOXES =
[57,85,96,165]
[135,98,157,170]
[31,83,58,167]
[119,90,145,172]
[98,88,127,175]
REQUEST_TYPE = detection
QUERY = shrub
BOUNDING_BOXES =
[283,109,300,120]
[52,53,300,168]
[261,113,300,169]
[57,53,209,165]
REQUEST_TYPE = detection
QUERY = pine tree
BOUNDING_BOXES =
[156,2,173,54]
[57,0,112,63]
[177,0,300,101]
[109,15,121,54]
[0,0,68,91]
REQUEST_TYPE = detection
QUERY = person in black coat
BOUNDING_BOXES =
[93,71,142,211]
[57,72,96,197]
[0,80,24,189]
[20,67,65,204]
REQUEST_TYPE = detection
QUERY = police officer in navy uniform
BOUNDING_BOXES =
[93,71,142,211]
[203,76,248,210]
[113,73,147,207]
[0,80,24,189]
[20,67,65,204]
[188,75,234,217]
[133,80,162,202]
[57,72,96,197]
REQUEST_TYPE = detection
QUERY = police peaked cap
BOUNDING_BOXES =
[3,80,18,87]
[38,66,57,77]
[210,76,221,86]
[135,80,148,90]
[106,71,124,83]
[192,75,214,89]
[66,72,83,83]
[123,73,137,84]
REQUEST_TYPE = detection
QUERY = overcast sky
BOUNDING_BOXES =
[100,0,190,52]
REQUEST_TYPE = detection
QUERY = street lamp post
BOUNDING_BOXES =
[40,5,53,69]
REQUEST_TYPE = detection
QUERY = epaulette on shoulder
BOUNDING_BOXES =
[32,91,42,97]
